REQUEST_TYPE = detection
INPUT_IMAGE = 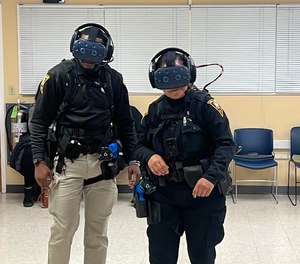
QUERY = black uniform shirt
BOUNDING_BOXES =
[30,58,137,163]
[135,88,235,185]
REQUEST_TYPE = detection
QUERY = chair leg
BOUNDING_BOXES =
[275,166,278,196]
[288,161,297,206]
[271,166,278,204]
[230,191,236,204]
[295,166,298,206]
[233,164,238,203]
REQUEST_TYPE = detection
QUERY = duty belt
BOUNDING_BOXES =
[76,143,99,155]
[57,126,106,137]
[167,161,185,182]
[65,142,99,159]
[156,161,185,186]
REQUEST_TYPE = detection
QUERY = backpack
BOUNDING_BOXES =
[9,133,32,172]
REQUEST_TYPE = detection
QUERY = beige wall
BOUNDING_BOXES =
[1,0,300,187]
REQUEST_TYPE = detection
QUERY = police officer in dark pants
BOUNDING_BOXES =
[135,47,235,264]
[30,23,140,264]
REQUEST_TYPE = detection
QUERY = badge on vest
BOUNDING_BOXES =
[207,99,224,117]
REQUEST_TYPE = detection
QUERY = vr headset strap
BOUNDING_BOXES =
[166,51,176,67]
[88,26,98,42]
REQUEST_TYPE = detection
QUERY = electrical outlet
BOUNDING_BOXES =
[9,86,15,95]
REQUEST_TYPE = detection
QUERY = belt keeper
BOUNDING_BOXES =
[129,160,140,166]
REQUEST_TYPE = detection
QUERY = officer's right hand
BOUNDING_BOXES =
[34,161,53,188]
[147,154,169,176]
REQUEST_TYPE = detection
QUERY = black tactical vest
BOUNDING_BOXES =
[147,89,213,165]
[56,60,114,145]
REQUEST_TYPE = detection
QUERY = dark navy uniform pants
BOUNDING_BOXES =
[147,181,226,264]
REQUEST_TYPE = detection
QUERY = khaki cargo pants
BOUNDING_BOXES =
[48,153,118,264]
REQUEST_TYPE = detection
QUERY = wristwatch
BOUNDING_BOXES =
[33,158,44,165]
[129,160,140,166]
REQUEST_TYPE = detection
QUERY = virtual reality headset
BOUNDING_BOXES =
[153,65,191,90]
[71,39,107,64]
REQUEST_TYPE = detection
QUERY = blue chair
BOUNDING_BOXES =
[287,126,300,206]
[233,128,278,202]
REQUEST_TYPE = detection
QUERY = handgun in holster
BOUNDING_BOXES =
[98,142,125,180]
[65,139,82,160]
[46,129,58,170]
[134,175,161,223]
[134,183,148,218]
[134,183,161,223]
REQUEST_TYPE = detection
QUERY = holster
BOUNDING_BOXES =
[134,184,148,218]
[135,197,162,224]
[47,130,58,170]
[65,141,82,160]
[217,170,233,196]
[147,200,161,224]
[55,141,82,174]
[134,182,161,222]
[199,157,233,196]
[98,142,126,180]
[100,159,125,180]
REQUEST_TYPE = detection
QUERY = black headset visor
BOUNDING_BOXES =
[154,66,190,90]
[72,39,106,63]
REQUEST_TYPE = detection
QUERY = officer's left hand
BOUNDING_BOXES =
[192,178,214,198]
[128,165,141,189]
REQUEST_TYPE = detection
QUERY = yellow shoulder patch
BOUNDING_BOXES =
[40,74,50,94]
[207,99,224,117]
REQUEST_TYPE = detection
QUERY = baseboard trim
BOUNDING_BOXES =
[6,185,24,193]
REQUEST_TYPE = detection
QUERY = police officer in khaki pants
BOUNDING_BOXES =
[30,23,140,264]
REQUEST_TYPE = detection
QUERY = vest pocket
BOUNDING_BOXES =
[148,125,165,154]
[182,124,204,158]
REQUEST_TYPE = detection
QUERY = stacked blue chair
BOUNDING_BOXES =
[233,128,278,203]
[287,126,300,206]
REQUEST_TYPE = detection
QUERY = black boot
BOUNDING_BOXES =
[23,187,34,207]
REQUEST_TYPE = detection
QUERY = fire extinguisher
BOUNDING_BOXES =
[5,99,28,151]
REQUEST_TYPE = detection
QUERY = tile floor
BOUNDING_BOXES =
[1,193,300,264]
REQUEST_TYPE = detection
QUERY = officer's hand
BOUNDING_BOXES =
[148,154,169,176]
[192,178,214,198]
[34,161,53,188]
[128,164,141,189]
